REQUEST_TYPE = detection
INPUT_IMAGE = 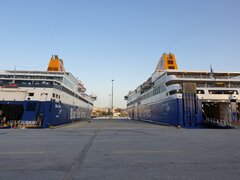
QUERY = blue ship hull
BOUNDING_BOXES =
[0,100,92,128]
[127,98,203,128]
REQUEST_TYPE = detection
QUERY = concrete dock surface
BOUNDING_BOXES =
[0,118,240,180]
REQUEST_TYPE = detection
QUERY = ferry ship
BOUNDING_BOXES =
[125,53,240,128]
[0,55,95,128]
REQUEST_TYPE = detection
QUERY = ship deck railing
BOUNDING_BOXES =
[175,74,240,80]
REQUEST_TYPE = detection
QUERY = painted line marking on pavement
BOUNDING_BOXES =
[0,152,44,155]
[114,150,180,154]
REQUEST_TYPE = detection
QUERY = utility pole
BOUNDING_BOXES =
[109,94,111,115]
[111,79,114,119]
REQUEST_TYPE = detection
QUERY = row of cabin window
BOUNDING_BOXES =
[141,85,166,101]
[169,89,239,95]
[0,81,53,86]
[127,85,166,106]
[53,93,61,99]
[166,81,240,88]
[26,85,93,106]
[0,75,62,81]
[61,86,93,106]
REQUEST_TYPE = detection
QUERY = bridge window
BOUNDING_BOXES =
[208,90,238,94]
[169,89,182,95]
[197,90,205,94]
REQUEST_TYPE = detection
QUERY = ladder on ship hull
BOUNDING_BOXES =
[182,83,202,127]
[182,93,198,127]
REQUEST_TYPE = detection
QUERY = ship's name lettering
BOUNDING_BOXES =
[22,121,37,125]
[55,104,62,109]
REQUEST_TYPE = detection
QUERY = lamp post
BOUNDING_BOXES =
[111,79,114,119]
[109,94,111,115]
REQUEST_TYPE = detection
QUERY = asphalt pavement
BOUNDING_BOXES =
[0,118,240,180]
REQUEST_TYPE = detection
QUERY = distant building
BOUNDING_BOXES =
[92,107,128,117]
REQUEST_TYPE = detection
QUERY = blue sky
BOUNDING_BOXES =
[0,0,240,108]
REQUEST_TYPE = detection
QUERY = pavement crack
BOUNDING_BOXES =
[62,129,100,180]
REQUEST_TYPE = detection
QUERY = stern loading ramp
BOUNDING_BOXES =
[182,83,237,128]
[0,102,43,128]
[0,104,24,127]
